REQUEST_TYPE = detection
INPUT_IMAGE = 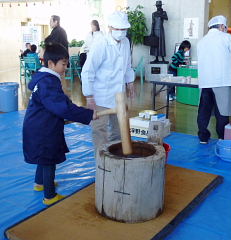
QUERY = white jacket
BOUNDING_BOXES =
[197,29,231,88]
[80,31,104,54]
[81,34,135,108]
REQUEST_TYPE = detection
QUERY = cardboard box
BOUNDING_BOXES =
[130,117,149,138]
[129,116,170,139]
[151,113,166,121]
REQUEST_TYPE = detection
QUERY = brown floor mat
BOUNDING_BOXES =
[5,165,222,240]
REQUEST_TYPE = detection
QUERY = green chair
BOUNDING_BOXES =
[65,63,74,87]
[23,56,41,84]
[134,56,145,85]
[19,57,25,85]
[70,55,82,80]
[65,55,82,90]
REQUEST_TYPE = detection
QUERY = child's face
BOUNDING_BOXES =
[49,59,68,76]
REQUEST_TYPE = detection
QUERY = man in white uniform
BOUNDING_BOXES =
[81,11,135,149]
[197,15,231,144]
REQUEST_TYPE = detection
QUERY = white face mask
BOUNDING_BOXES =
[111,30,127,41]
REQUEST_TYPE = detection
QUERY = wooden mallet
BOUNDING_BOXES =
[96,92,132,155]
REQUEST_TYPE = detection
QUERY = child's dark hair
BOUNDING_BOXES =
[43,42,69,67]
[31,44,37,53]
[179,40,191,50]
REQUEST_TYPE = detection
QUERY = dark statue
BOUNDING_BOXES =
[150,1,168,64]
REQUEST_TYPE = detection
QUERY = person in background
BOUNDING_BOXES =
[197,15,231,144]
[168,40,191,100]
[81,11,135,150]
[45,15,68,50]
[26,44,42,70]
[79,20,104,67]
[20,42,31,58]
[23,42,96,205]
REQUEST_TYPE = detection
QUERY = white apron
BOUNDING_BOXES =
[212,87,231,116]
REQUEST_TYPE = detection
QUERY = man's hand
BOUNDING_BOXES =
[127,82,135,99]
[86,96,96,110]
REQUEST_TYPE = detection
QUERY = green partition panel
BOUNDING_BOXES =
[176,67,200,106]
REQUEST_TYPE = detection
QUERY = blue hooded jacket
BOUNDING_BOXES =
[23,68,93,165]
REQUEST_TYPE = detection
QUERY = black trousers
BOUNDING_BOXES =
[197,88,229,142]
[79,53,87,68]
[35,164,56,199]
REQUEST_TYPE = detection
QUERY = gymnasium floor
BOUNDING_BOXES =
[0,69,230,240]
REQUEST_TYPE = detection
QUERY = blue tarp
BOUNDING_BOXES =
[0,111,230,240]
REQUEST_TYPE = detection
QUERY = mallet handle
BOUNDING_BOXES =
[96,108,116,117]
[115,93,132,155]
[95,93,132,155]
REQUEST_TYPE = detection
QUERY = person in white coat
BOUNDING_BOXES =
[79,20,104,67]
[197,15,231,144]
[81,11,135,150]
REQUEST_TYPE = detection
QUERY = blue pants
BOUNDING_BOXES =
[197,88,229,142]
[35,164,56,199]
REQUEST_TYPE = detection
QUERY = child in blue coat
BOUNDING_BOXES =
[23,42,96,205]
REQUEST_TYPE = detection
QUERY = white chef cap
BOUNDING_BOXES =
[108,11,131,29]
[208,15,227,28]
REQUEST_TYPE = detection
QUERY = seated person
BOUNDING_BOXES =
[168,40,191,100]
[20,43,31,58]
[26,44,42,70]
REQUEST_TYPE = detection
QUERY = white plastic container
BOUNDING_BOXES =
[224,124,231,140]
